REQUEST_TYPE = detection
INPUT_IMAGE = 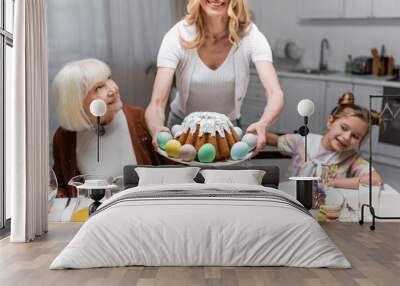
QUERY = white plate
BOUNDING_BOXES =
[158,147,253,167]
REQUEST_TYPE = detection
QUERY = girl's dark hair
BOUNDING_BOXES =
[330,92,383,126]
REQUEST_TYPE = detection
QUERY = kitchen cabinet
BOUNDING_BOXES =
[242,74,268,130]
[246,76,355,136]
[278,77,325,134]
[345,0,400,19]
[344,0,373,18]
[298,0,344,19]
[299,0,400,19]
[352,84,383,156]
[372,0,400,18]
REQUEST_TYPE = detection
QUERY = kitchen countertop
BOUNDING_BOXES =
[251,68,400,88]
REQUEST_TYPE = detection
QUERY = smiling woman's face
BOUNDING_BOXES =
[200,0,230,17]
[82,78,123,126]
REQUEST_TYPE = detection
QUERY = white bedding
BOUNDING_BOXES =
[50,183,350,269]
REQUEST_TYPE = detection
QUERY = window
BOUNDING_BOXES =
[1,0,14,233]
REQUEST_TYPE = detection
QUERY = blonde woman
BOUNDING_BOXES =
[146,0,284,156]
[52,58,160,197]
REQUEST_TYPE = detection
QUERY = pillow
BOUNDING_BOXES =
[135,167,201,186]
[200,169,266,185]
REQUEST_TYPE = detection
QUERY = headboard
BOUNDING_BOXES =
[123,165,280,189]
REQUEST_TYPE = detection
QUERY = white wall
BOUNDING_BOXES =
[249,0,400,71]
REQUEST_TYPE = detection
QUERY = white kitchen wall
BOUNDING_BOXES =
[249,0,400,71]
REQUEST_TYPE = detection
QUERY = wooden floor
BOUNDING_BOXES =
[0,222,399,286]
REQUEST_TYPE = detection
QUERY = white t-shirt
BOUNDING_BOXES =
[186,47,236,119]
[76,110,137,177]
[157,20,272,119]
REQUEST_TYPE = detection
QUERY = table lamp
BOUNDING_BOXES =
[297,99,315,162]
[89,99,107,162]
[290,99,318,210]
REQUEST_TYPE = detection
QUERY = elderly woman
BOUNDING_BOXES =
[146,0,284,156]
[52,58,159,197]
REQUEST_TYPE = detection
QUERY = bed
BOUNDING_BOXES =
[50,165,350,269]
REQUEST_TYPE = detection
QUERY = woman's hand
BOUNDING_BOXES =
[248,61,283,156]
[145,67,175,150]
[246,121,268,157]
[151,126,171,151]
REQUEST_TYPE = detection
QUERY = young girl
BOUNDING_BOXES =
[267,92,383,189]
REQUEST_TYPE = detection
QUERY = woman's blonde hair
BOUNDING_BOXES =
[182,0,251,49]
[330,92,383,127]
[52,58,111,132]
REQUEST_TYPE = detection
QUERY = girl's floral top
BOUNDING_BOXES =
[277,133,374,178]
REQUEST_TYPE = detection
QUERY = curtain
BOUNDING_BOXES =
[175,0,187,20]
[47,0,180,137]
[7,0,49,242]
[106,0,178,108]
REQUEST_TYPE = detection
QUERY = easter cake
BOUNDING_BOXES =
[175,112,239,161]
[157,112,256,164]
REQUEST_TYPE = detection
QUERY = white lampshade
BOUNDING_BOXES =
[89,99,107,117]
[297,99,315,117]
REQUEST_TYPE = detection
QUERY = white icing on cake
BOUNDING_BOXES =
[171,125,183,138]
[180,112,233,137]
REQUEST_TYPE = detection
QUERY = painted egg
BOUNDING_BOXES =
[157,131,172,150]
[241,133,258,150]
[180,144,197,162]
[198,143,216,163]
[230,142,250,160]
[171,125,183,138]
[233,126,243,140]
[165,139,181,158]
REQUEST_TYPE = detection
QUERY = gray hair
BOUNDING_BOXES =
[52,58,111,131]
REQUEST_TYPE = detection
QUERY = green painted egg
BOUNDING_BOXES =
[157,131,172,150]
[198,143,216,163]
[230,142,250,160]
